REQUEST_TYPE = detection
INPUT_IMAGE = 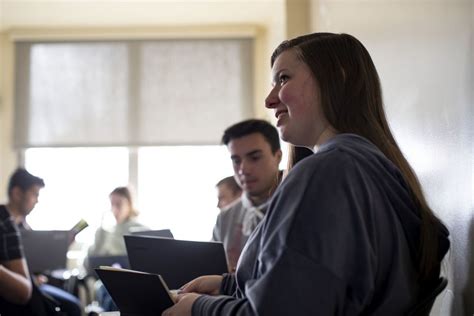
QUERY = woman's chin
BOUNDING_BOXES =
[278,126,289,141]
[280,129,298,145]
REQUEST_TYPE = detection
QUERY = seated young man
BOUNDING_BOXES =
[212,120,282,272]
[0,197,33,314]
[3,167,82,316]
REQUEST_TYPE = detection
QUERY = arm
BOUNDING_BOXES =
[191,250,360,315]
[219,273,237,295]
[163,274,239,316]
[87,228,106,256]
[0,258,32,304]
[179,273,236,296]
[181,275,223,296]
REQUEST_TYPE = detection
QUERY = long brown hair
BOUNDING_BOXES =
[286,145,314,173]
[272,33,444,281]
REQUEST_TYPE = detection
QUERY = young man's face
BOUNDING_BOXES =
[228,132,281,202]
[14,184,42,217]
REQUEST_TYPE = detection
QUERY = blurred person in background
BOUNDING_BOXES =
[86,186,148,258]
[215,176,242,211]
[85,186,148,312]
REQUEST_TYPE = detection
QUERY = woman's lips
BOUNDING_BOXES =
[275,110,288,126]
[275,110,287,119]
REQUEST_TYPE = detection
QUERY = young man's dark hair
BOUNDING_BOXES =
[221,119,281,154]
[8,168,45,196]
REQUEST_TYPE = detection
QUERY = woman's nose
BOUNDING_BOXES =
[265,86,279,109]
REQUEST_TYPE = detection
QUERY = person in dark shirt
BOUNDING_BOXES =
[162,33,450,316]
[0,168,43,315]
[0,204,33,312]
[2,167,82,316]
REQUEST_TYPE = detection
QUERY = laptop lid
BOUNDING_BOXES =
[130,229,174,239]
[21,230,69,274]
[88,255,130,276]
[96,267,174,316]
[124,235,228,289]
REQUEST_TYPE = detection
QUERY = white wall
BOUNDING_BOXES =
[310,0,473,314]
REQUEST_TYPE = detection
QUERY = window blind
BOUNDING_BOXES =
[14,38,254,147]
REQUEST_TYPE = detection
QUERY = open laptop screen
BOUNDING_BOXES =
[125,235,228,289]
[21,230,69,274]
[87,255,130,276]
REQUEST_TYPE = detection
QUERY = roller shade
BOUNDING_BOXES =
[14,38,254,148]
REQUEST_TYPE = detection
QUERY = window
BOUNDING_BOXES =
[24,145,234,243]
[16,37,256,262]
[15,39,254,147]
[138,146,233,241]
[24,147,129,246]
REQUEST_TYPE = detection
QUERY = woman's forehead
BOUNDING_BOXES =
[271,49,308,83]
[272,49,301,69]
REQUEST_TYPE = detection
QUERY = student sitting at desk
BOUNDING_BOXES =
[1,167,81,316]
[86,186,148,259]
[85,186,148,312]
[0,183,33,314]
[212,120,283,273]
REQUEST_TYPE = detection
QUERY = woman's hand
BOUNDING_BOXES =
[180,275,223,295]
[162,293,200,316]
[162,275,223,315]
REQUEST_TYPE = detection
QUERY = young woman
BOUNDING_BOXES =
[86,186,149,311]
[163,33,450,316]
[87,186,148,258]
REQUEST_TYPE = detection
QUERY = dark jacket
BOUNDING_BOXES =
[193,134,449,315]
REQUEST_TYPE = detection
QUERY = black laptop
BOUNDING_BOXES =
[124,235,228,289]
[130,229,174,239]
[87,255,130,276]
[21,230,70,274]
[96,267,175,316]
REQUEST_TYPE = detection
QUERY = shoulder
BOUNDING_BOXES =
[287,134,398,187]
[93,227,107,239]
[124,218,149,231]
[266,134,403,239]
[0,206,23,260]
[218,199,244,219]
[0,205,10,220]
[309,133,383,163]
[0,205,19,235]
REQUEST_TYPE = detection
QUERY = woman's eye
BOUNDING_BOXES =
[279,75,289,85]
